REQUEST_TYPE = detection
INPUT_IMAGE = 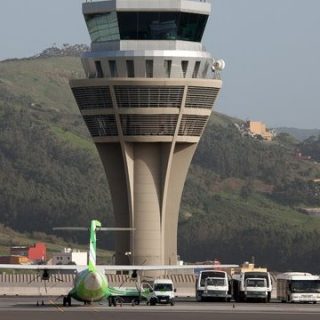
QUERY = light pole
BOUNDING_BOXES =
[125,251,132,264]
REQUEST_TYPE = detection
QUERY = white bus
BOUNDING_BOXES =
[277,272,320,303]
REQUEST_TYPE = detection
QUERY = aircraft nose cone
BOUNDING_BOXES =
[84,272,102,290]
[92,273,97,280]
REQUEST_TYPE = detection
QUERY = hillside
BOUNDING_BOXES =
[299,135,320,162]
[1,55,320,272]
[275,127,320,142]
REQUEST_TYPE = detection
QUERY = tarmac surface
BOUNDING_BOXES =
[0,297,320,320]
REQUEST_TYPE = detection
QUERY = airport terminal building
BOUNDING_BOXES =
[70,0,222,265]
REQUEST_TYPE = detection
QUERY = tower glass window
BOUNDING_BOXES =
[164,60,172,78]
[109,60,118,77]
[192,61,201,78]
[95,61,104,78]
[181,61,188,78]
[202,61,210,78]
[85,12,120,42]
[145,60,154,78]
[117,12,208,42]
[126,60,135,78]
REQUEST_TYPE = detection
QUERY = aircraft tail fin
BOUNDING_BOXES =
[88,220,101,272]
[53,220,134,272]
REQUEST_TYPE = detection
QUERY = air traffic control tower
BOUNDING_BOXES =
[70,0,223,265]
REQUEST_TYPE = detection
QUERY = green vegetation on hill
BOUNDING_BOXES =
[180,175,320,271]
[275,127,320,142]
[180,114,320,271]
[0,58,113,239]
[0,55,320,272]
[299,135,320,162]
[195,115,319,185]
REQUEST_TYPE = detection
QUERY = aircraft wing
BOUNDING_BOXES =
[96,264,238,272]
[0,264,86,272]
[0,263,238,272]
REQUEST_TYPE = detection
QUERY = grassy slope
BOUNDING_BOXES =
[180,168,320,271]
[1,56,320,271]
[0,56,113,249]
[0,57,83,113]
[179,118,320,270]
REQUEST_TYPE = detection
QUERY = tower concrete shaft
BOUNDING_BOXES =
[70,0,222,265]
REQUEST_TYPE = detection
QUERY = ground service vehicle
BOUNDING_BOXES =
[232,269,272,302]
[149,279,175,306]
[196,270,231,302]
[277,272,320,303]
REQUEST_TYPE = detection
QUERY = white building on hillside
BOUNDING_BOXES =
[52,248,87,266]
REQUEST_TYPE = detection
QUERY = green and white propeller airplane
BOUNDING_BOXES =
[0,219,238,306]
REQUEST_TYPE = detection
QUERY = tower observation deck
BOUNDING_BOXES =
[70,0,223,265]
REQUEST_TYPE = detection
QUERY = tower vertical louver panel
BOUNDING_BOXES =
[114,86,185,108]
[72,87,113,109]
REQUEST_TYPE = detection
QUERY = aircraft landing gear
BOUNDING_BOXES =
[63,295,72,307]
[149,296,157,306]
[36,300,45,306]
[108,297,117,307]
[131,298,140,306]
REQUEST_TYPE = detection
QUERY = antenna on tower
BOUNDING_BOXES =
[212,59,226,71]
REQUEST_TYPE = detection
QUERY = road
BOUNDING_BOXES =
[0,297,319,320]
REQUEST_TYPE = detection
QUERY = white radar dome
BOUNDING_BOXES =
[213,59,226,71]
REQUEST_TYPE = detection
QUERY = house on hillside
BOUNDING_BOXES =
[0,255,31,265]
[246,121,274,141]
[51,248,87,266]
[10,242,46,263]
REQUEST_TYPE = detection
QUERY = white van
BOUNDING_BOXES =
[148,279,176,306]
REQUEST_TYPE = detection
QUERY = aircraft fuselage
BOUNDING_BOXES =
[70,269,109,302]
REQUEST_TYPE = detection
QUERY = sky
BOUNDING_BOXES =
[0,0,319,129]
